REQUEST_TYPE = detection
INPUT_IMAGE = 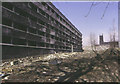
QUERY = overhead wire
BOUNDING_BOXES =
[84,2,94,17]
[101,2,110,19]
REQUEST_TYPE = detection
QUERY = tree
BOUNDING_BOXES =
[109,19,117,48]
[90,32,97,51]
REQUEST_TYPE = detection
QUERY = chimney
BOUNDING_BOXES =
[99,34,104,45]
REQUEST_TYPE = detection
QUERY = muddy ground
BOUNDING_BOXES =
[1,48,120,83]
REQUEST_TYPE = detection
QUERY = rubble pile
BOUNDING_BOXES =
[1,48,120,82]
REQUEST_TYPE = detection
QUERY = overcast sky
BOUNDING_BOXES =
[52,1,118,46]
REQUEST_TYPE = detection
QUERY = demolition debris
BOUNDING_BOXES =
[1,48,120,82]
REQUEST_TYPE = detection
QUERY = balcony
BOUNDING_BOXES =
[50,30,55,35]
[2,25,12,36]
[2,7,29,27]
[29,19,37,29]
[41,37,46,42]
[12,29,26,39]
[50,39,55,44]
[26,33,41,42]
[46,38,50,43]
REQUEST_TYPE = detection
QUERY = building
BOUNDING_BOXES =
[2,2,83,59]
[99,34,118,47]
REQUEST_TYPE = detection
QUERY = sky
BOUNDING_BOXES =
[52,1,118,46]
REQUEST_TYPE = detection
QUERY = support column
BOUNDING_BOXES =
[71,44,73,52]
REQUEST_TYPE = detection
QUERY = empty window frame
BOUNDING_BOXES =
[46,14,49,19]
[46,33,50,37]
[29,15,37,22]
[51,44,54,48]
[2,36,11,44]
[56,21,59,25]
[46,24,49,28]
[38,19,45,26]
[60,17,62,21]
[14,7,28,18]
[2,27,12,36]
[28,27,36,34]
[51,9,54,14]
[2,2,14,11]
[2,18,12,27]
[55,45,58,48]
[51,35,55,39]
[56,13,59,18]
[38,8,46,16]
[47,6,50,11]
[41,2,46,6]
[54,20,56,24]
[13,38,26,45]
[28,2,37,12]
[46,43,49,47]
[51,17,54,22]
[37,42,45,47]
[51,26,54,30]
[38,31,45,36]
[14,22,27,32]
[28,40,36,46]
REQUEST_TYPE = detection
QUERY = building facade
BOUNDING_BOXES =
[2,2,83,59]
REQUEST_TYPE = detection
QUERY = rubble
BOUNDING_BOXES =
[10,60,19,66]
[1,48,120,82]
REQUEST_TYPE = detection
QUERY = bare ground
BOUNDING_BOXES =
[1,48,120,83]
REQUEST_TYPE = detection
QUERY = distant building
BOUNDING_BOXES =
[99,34,118,47]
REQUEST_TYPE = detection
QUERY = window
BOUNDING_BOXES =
[56,21,58,25]
[56,13,59,18]
[47,6,50,11]
[2,2,13,11]
[2,36,11,44]
[60,17,62,21]
[38,31,44,36]
[28,27,36,34]
[46,33,50,37]
[28,40,36,46]
[51,17,54,22]
[41,2,46,6]
[15,7,28,18]
[54,20,56,24]
[14,22,27,32]
[51,9,54,13]
[13,38,26,45]
[46,14,49,19]
[38,19,45,26]
[51,44,54,48]
[2,27,12,37]
[30,15,37,22]
[46,24,49,28]
[38,42,45,47]
[28,2,37,12]
[39,8,45,16]
[63,19,65,23]
[46,43,49,47]
[2,18,12,27]
[51,35,54,39]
